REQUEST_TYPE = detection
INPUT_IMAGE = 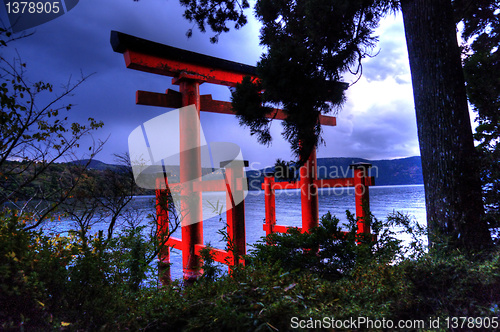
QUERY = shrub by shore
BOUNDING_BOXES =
[1,211,499,331]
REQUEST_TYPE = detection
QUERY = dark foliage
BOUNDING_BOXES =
[179,0,250,43]
[0,212,163,330]
[0,27,104,231]
[230,76,274,146]
[273,158,298,182]
[2,207,500,330]
[232,0,399,163]
[460,0,500,233]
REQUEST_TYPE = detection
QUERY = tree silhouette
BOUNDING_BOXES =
[178,0,492,249]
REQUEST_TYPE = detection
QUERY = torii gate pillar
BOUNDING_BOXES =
[177,78,204,282]
[300,149,319,233]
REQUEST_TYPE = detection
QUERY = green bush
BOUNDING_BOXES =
[129,211,499,331]
[247,210,424,280]
[2,209,500,331]
[0,209,160,330]
[0,210,77,329]
[399,251,500,319]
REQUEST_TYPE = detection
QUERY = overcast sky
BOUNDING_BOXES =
[0,0,423,169]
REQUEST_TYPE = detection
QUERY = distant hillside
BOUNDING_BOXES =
[67,159,128,172]
[68,160,224,184]
[69,156,423,190]
[246,156,423,190]
[317,156,423,186]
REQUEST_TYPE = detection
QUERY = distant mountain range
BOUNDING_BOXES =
[318,156,423,186]
[68,159,128,173]
[70,156,423,190]
[245,156,423,190]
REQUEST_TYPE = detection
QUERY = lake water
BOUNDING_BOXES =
[50,184,426,281]
[168,184,426,280]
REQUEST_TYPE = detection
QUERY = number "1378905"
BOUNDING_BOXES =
[6,2,61,14]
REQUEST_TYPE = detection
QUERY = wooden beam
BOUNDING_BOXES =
[111,30,256,84]
[125,50,256,87]
[192,180,226,192]
[317,177,375,188]
[201,95,336,126]
[260,177,375,190]
[112,31,346,96]
[112,30,344,122]
[319,114,337,126]
[315,178,355,188]
[200,94,235,115]
[268,181,300,190]
[194,244,231,264]
[136,91,336,126]
[164,180,239,193]
[166,237,183,250]
[136,89,182,108]
[263,224,301,233]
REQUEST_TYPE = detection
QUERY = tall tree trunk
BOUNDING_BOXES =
[400,0,491,250]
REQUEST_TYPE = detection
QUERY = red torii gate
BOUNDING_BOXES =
[263,163,374,238]
[111,31,371,283]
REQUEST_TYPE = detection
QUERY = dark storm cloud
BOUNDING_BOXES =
[1,0,265,163]
[348,101,419,159]
[316,15,419,162]
[319,84,419,161]
[362,17,410,84]
[1,1,419,167]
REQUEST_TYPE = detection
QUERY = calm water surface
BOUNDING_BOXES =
[168,184,426,280]
[49,185,426,281]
